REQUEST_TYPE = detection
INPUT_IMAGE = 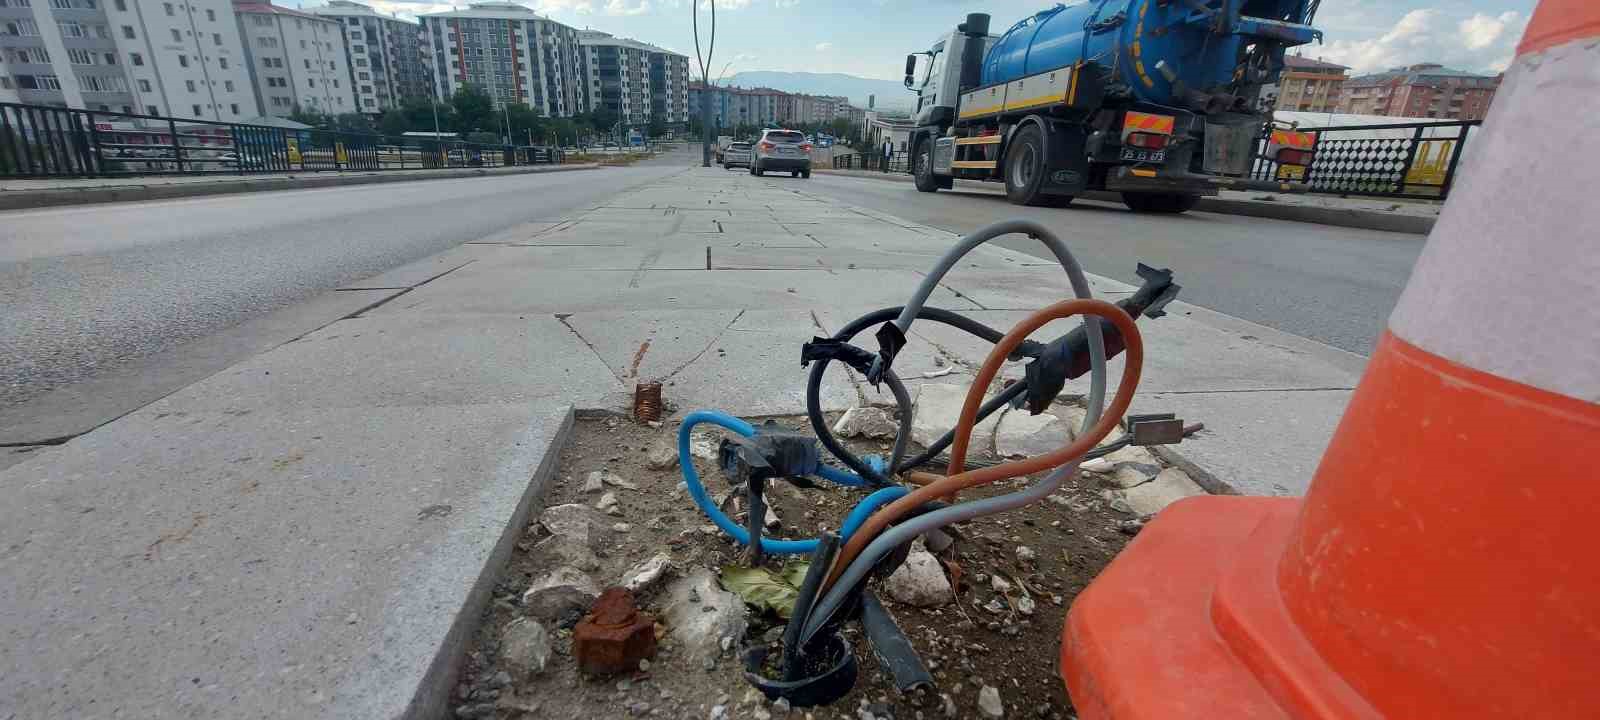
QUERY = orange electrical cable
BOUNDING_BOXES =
[822,298,1143,590]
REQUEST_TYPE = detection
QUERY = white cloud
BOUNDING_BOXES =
[604,0,651,15]
[1459,11,1520,50]
[697,0,750,9]
[773,0,801,7]
[815,42,833,51]
[1315,7,1526,76]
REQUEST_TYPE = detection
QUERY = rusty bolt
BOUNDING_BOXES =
[633,381,663,423]
[572,587,656,676]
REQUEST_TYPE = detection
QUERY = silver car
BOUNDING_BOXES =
[722,141,753,170]
[750,129,811,178]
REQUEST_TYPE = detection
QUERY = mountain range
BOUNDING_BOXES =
[722,71,916,111]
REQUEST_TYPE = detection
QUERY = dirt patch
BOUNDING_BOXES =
[456,413,1146,720]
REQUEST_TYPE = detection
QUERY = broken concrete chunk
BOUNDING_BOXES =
[498,617,553,679]
[992,409,1077,459]
[661,568,748,667]
[522,566,600,622]
[538,503,603,548]
[646,443,679,471]
[978,685,1004,718]
[582,471,606,494]
[832,406,898,440]
[911,384,1002,456]
[1120,467,1204,516]
[596,491,622,516]
[689,429,721,461]
[532,535,600,571]
[603,472,640,491]
[621,553,672,593]
[883,546,952,607]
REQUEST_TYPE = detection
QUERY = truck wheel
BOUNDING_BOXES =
[913,143,940,193]
[1003,125,1049,206]
[1122,192,1200,214]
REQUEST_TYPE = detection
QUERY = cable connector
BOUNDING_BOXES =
[1013,263,1181,415]
[801,337,876,374]
[718,422,822,486]
[1122,413,1187,446]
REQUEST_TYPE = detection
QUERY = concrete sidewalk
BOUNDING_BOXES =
[0,162,598,210]
[816,166,1440,234]
[0,166,1360,719]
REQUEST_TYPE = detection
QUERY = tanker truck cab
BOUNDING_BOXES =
[904,2,1322,212]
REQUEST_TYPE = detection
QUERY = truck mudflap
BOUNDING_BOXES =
[1105,166,1310,195]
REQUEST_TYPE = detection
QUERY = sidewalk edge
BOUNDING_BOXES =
[811,168,1435,235]
[0,164,601,211]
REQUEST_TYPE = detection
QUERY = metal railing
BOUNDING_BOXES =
[831,153,910,173]
[1250,119,1478,200]
[1,102,565,179]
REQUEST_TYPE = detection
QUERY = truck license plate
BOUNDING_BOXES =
[1121,148,1166,163]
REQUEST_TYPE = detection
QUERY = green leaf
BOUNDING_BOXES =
[719,562,811,619]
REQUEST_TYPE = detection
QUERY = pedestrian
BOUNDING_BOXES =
[882,138,893,173]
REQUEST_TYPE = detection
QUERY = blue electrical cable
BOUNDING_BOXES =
[678,410,908,555]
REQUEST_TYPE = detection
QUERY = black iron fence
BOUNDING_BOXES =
[1250,120,1478,200]
[831,153,910,173]
[1,102,565,179]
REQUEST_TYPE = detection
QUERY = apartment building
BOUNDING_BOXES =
[2,0,256,121]
[1266,55,1347,113]
[1337,63,1501,121]
[577,30,686,130]
[688,82,863,130]
[420,2,583,118]
[233,2,353,117]
[313,0,430,115]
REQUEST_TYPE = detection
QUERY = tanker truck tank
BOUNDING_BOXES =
[980,0,1321,113]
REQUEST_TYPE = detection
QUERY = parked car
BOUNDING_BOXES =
[750,129,811,178]
[722,141,753,170]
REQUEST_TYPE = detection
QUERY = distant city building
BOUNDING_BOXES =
[1263,55,1347,113]
[688,81,863,131]
[233,1,354,117]
[312,0,432,115]
[0,0,258,121]
[576,31,687,132]
[418,2,583,118]
[1337,63,1502,120]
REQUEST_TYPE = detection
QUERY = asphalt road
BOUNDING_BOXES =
[801,172,1427,355]
[0,158,688,417]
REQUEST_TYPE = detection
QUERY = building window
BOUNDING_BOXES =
[114,0,125,9]
[67,48,96,64]
[218,57,228,69]
[192,104,202,116]
[258,36,278,48]
[177,54,188,67]
[147,104,158,114]
[58,21,86,38]
[207,8,215,21]
[224,80,233,91]
[308,78,315,88]
[332,79,338,88]
[104,52,117,64]
[213,33,221,46]
[122,25,134,39]
[252,15,270,27]
[171,28,181,42]
[230,103,239,114]
[137,79,151,91]
[186,79,196,92]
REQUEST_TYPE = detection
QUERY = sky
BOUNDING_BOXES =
[310,0,1536,82]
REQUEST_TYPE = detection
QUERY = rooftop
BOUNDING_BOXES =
[1284,55,1348,71]
[311,1,419,24]
[1347,63,1501,86]
[233,1,341,22]
[577,31,684,58]
[419,2,549,20]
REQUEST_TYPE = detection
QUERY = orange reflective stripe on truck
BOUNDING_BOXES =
[1123,111,1175,134]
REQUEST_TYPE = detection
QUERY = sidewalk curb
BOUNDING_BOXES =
[813,168,1435,235]
[0,163,601,211]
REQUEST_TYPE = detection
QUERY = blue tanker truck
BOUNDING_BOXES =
[903,0,1323,212]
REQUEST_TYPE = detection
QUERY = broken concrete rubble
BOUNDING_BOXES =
[522,565,600,622]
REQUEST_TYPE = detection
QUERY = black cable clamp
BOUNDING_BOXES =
[800,337,877,375]
[717,422,824,489]
[865,322,907,388]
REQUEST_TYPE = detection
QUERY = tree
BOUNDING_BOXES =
[379,109,410,137]
[646,117,666,141]
[329,112,375,134]
[465,131,500,145]
[449,85,496,135]
[504,104,545,144]
[289,106,331,128]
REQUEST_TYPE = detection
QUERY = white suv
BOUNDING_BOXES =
[750,129,812,178]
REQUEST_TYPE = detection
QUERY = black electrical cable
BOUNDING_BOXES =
[804,306,1039,487]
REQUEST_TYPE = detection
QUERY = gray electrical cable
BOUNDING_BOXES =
[801,219,1112,643]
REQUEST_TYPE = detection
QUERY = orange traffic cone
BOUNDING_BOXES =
[1059,2,1600,718]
